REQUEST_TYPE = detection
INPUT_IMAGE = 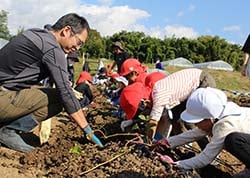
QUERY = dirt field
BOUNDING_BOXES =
[0,87,248,178]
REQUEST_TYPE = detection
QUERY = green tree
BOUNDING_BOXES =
[110,31,145,58]
[0,10,11,40]
[83,29,105,58]
[89,29,242,71]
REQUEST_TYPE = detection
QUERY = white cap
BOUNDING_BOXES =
[115,76,128,86]
[181,87,241,123]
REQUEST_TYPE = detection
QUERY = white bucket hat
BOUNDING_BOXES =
[181,87,241,123]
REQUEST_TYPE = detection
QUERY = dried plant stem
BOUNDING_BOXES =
[94,129,143,139]
[80,137,137,175]
[80,151,127,175]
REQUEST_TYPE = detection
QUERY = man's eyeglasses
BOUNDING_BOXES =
[70,28,84,47]
[74,34,84,47]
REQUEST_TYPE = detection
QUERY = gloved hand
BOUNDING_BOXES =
[146,119,158,140]
[120,120,133,132]
[83,125,104,147]
[152,132,164,142]
[153,138,170,147]
[157,152,175,164]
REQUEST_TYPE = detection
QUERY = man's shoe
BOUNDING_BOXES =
[0,127,34,152]
[233,168,250,178]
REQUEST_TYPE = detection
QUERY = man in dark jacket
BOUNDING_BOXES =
[0,13,103,152]
[108,41,129,74]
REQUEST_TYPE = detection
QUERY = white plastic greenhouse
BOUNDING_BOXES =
[162,57,193,68]
[147,68,170,75]
[193,60,233,71]
[0,38,8,49]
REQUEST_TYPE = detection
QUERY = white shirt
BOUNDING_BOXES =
[168,107,250,169]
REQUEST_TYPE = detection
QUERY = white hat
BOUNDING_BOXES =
[181,87,241,123]
[115,76,128,86]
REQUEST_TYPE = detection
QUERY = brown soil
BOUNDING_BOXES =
[0,88,248,178]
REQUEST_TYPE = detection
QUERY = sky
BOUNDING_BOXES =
[0,0,249,45]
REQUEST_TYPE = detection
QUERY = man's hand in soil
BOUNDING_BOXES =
[83,125,104,147]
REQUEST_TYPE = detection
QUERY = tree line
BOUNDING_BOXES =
[0,10,243,71]
[85,29,243,71]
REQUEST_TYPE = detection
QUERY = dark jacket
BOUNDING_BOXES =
[0,28,81,114]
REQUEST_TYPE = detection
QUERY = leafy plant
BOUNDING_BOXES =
[138,114,149,121]
[132,123,139,130]
[69,144,82,155]
[131,114,149,132]
[130,114,157,143]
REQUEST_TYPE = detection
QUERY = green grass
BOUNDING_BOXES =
[74,58,250,92]
[162,66,250,92]
[74,58,100,77]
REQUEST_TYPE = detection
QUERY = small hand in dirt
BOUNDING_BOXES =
[156,152,175,164]
[120,120,133,132]
[89,101,99,108]
[83,125,104,147]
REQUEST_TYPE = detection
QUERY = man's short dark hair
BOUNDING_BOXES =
[51,13,90,35]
